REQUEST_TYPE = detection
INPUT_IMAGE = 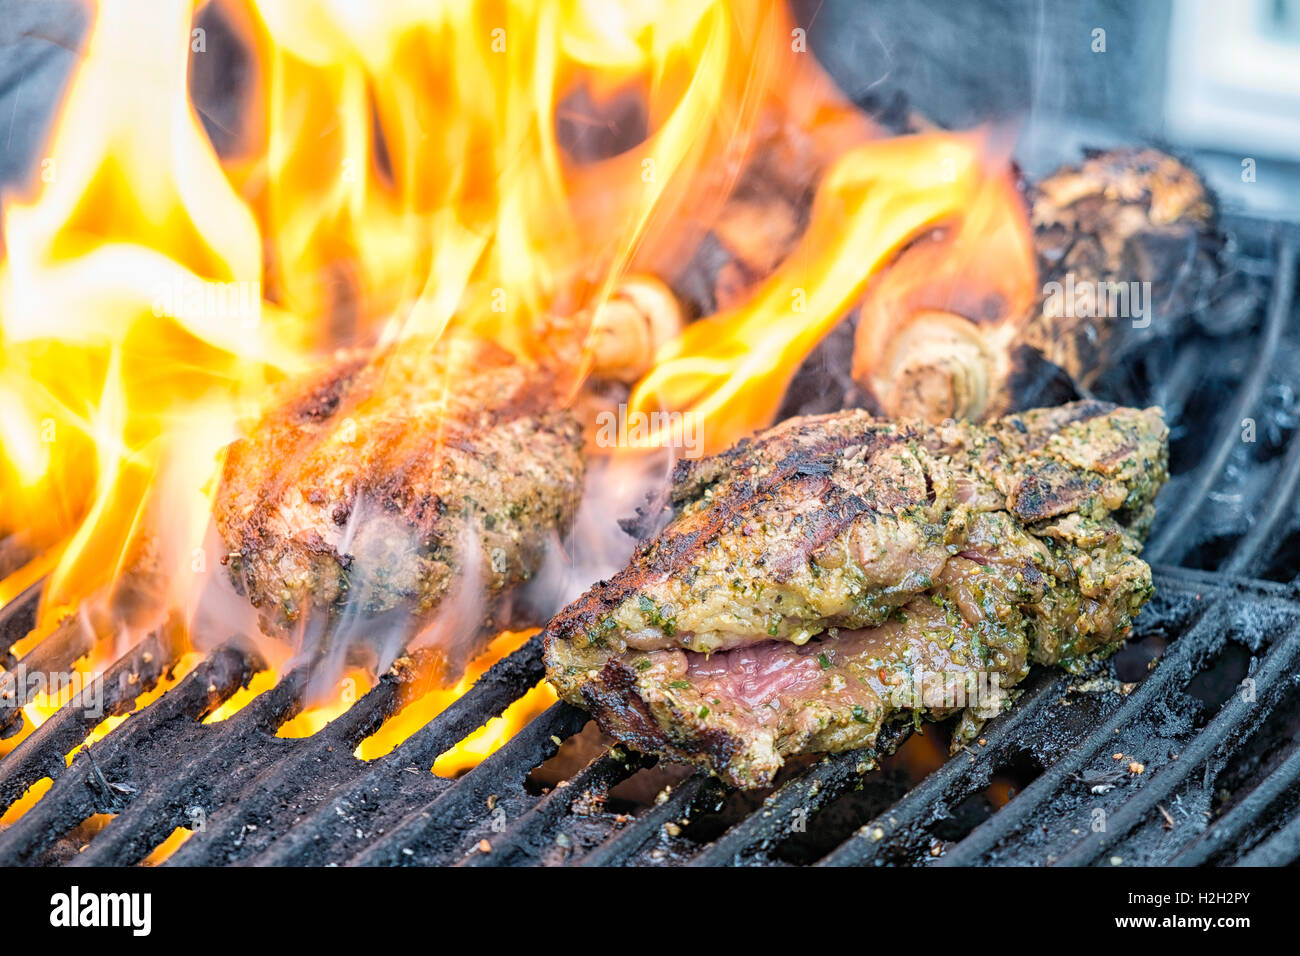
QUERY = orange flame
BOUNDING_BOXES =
[0,0,299,643]
[0,0,1037,797]
[0,0,861,628]
[628,130,1036,453]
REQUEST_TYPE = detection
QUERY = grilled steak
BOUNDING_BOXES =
[215,338,585,654]
[544,400,1167,787]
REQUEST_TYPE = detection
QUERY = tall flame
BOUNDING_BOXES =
[0,0,1037,790]
[628,130,1036,453]
[0,0,300,639]
[0,0,866,628]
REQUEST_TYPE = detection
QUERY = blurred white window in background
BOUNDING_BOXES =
[1166,0,1300,161]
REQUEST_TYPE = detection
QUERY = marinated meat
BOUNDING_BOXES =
[215,338,585,650]
[544,400,1167,787]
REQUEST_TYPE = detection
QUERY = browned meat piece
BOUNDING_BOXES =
[544,400,1167,787]
[215,338,585,654]
[572,558,1025,789]
[850,147,1220,423]
[1023,147,1219,389]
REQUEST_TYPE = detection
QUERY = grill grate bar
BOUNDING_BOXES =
[460,748,648,866]
[114,654,425,867]
[0,614,93,738]
[0,646,255,865]
[0,631,171,817]
[1147,346,1204,432]
[1052,623,1300,866]
[0,578,42,670]
[67,658,317,866]
[350,701,589,866]
[1235,809,1300,866]
[244,634,546,867]
[0,537,36,592]
[1221,426,1300,577]
[689,724,913,867]
[935,594,1232,866]
[1171,739,1300,866]
[816,667,1068,866]
[576,773,711,867]
[1145,237,1296,565]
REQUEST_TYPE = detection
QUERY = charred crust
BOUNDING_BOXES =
[1056,399,1116,425]
[578,660,670,755]
[213,341,585,642]
[1010,462,1101,521]
[579,658,745,784]
[547,401,1167,790]
[773,487,871,581]
[289,354,368,423]
[550,426,900,644]
[1095,440,1140,472]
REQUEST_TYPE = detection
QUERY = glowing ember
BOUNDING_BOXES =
[356,629,555,774]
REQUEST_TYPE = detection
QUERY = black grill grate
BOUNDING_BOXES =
[0,217,1297,866]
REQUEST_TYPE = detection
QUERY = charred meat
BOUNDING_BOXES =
[544,400,1167,787]
[1022,147,1220,389]
[215,338,585,650]
[849,147,1220,424]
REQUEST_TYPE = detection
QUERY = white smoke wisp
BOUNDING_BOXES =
[404,518,490,677]
[190,445,678,711]
[302,499,495,705]
[523,449,677,620]
[189,520,291,672]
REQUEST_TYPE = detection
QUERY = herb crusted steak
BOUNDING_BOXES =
[544,401,1167,788]
[215,338,585,649]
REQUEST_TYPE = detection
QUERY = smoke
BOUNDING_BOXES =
[402,520,490,679]
[185,442,680,712]
[523,449,677,619]
[198,489,498,710]
[292,490,469,706]
[188,520,286,670]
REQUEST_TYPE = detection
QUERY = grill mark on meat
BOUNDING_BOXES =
[1006,399,1113,449]
[544,400,1168,787]
[289,354,369,424]
[771,484,871,582]
[579,659,743,773]
[652,434,887,575]
[548,428,903,645]
[1009,462,1101,521]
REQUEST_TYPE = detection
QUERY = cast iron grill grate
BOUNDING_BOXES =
[0,216,1296,867]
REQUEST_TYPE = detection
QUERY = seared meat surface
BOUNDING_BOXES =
[215,338,584,650]
[545,400,1167,787]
